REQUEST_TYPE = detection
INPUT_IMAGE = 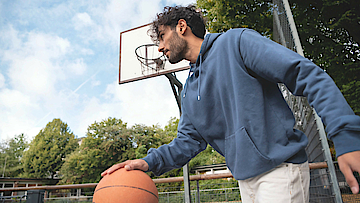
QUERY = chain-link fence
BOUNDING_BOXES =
[157,180,240,203]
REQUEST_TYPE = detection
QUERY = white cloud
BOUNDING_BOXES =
[0,88,39,141]
[79,0,163,44]
[167,0,196,5]
[0,24,91,141]
[73,96,114,137]
[72,12,94,30]
[102,76,184,127]
[0,25,22,50]
[0,25,91,97]
[66,0,196,45]
[67,58,87,76]
[80,48,94,55]
[0,88,34,109]
[8,57,57,96]
[0,73,5,88]
[91,80,101,87]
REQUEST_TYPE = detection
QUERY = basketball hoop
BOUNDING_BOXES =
[135,44,166,75]
[119,24,189,84]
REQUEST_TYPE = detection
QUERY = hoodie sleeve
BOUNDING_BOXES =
[239,29,360,157]
[142,112,207,176]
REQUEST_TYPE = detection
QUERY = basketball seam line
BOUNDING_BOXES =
[94,185,158,200]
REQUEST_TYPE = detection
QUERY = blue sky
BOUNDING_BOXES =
[0,0,193,142]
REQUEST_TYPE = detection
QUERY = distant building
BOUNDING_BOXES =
[192,163,230,175]
[0,177,59,197]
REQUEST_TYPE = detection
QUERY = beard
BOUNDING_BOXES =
[167,31,188,64]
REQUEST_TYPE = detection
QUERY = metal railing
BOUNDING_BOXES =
[0,195,26,203]
[0,162,328,202]
[2,162,359,202]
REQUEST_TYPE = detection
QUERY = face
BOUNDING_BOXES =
[158,25,188,64]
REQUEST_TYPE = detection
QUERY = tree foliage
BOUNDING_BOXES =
[292,0,360,115]
[22,118,78,179]
[59,117,183,184]
[0,134,28,177]
[196,0,360,115]
[60,118,133,184]
[197,0,273,36]
[0,115,228,184]
[132,124,166,159]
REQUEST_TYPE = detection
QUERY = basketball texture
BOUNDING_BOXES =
[93,168,158,203]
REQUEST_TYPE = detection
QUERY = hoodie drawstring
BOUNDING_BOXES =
[197,54,202,101]
[183,55,202,101]
[183,69,191,98]
[182,33,221,102]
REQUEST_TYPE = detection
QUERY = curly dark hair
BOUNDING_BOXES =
[149,5,206,44]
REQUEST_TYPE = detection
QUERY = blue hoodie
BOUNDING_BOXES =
[143,28,360,180]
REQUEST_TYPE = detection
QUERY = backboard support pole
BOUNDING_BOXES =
[165,73,191,203]
[165,73,182,113]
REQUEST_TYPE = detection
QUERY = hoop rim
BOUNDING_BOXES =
[135,44,164,61]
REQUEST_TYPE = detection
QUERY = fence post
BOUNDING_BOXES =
[314,111,343,203]
[225,187,228,202]
[196,180,200,203]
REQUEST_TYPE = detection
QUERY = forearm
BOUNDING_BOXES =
[143,132,207,176]
[143,113,207,176]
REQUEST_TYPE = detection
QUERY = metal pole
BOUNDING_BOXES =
[2,156,7,178]
[282,0,304,56]
[165,73,191,203]
[282,0,343,202]
[196,180,200,203]
[314,111,343,203]
[183,164,191,203]
[225,186,228,202]
[273,9,287,47]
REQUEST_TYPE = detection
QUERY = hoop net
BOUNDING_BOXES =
[135,44,166,75]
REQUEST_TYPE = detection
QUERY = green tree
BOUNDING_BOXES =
[163,117,179,141]
[292,0,360,115]
[197,0,273,36]
[131,124,164,159]
[0,134,28,177]
[22,119,78,179]
[60,118,135,184]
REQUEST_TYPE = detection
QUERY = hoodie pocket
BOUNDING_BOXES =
[225,127,273,180]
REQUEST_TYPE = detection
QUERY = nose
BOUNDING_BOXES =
[158,41,164,53]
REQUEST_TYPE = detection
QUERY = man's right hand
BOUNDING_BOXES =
[101,159,149,177]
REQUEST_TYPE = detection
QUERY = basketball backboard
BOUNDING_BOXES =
[119,24,190,84]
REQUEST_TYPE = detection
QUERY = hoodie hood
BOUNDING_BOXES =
[192,33,222,70]
[184,33,222,100]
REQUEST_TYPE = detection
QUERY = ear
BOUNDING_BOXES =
[177,19,188,35]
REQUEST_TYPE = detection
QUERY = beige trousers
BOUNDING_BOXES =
[238,161,310,203]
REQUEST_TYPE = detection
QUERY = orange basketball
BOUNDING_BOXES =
[93,168,158,203]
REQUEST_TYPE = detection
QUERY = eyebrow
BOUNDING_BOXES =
[158,28,165,36]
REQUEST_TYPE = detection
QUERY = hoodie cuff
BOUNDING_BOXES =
[331,130,360,157]
[141,149,157,172]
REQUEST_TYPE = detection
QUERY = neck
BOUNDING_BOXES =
[186,37,204,64]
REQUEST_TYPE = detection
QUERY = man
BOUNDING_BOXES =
[103,5,360,202]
